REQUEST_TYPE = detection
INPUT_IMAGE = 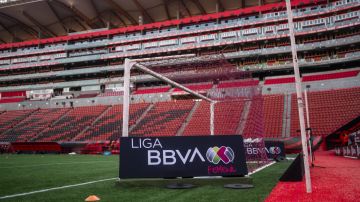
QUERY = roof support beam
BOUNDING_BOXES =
[104,0,137,25]
[179,0,191,17]
[22,11,57,37]
[163,0,171,20]
[216,0,224,12]
[240,0,245,8]
[109,10,127,27]
[72,16,87,31]
[46,1,67,33]
[0,12,38,39]
[52,0,94,29]
[0,21,20,42]
[132,0,154,23]
[89,0,107,27]
[190,0,206,15]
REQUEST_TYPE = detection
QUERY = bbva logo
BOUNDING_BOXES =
[146,145,235,166]
[206,146,235,164]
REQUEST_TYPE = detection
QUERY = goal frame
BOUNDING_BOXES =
[122,57,216,138]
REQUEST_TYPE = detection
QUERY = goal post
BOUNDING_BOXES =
[122,57,215,138]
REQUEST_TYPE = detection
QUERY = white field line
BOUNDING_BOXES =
[0,161,115,169]
[0,177,118,200]
[344,156,359,159]
[246,161,276,176]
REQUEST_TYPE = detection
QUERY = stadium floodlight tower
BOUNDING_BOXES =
[286,0,312,193]
[122,55,216,138]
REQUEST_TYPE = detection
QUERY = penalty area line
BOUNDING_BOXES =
[0,177,118,200]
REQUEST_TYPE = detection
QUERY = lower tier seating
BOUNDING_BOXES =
[183,100,245,136]
[263,94,284,138]
[0,108,69,142]
[73,103,149,142]
[32,106,108,142]
[0,110,34,135]
[0,87,358,143]
[130,100,194,137]
[290,87,360,137]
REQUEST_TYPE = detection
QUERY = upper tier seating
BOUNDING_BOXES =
[77,93,99,99]
[218,80,259,88]
[290,87,360,137]
[0,0,321,51]
[183,100,245,136]
[264,69,360,85]
[98,91,123,97]
[73,103,149,142]
[0,97,26,103]
[264,77,295,85]
[32,106,108,142]
[302,70,359,82]
[134,87,170,94]
[130,100,194,137]
[173,83,213,93]
[263,94,284,138]
[0,108,69,142]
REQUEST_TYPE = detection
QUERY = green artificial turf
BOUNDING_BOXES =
[0,154,291,202]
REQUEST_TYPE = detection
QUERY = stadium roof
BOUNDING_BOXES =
[0,0,282,44]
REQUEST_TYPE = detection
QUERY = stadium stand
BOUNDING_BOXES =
[130,100,194,137]
[73,103,149,141]
[218,80,260,88]
[31,106,108,142]
[263,94,285,138]
[290,87,360,137]
[302,70,360,82]
[183,100,245,136]
[172,83,213,93]
[98,91,123,97]
[134,86,170,94]
[0,108,70,142]
[0,110,35,135]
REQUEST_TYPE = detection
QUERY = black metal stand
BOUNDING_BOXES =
[224,184,254,189]
[166,183,196,189]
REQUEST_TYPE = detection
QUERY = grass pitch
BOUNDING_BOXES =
[0,154,291,202]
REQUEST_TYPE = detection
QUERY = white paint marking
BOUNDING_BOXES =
[246,161,276,176]
[344,156,358,159]
[0,177,118,200]
[0,161,114,169]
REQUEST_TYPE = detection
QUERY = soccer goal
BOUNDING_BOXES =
[121,54,269,173]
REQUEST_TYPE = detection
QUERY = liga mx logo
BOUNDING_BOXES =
[206,146,234,164]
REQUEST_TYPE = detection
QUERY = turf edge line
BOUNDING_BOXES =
[0,177,118,200]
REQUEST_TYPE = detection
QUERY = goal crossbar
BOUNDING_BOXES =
[122,58,215,138]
